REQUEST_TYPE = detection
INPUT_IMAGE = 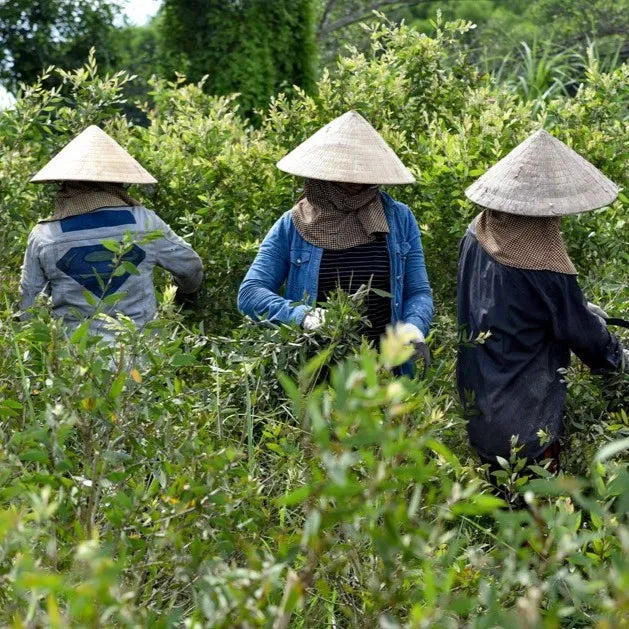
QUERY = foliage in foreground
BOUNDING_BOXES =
[1,296,628,626]
[0,18,627,627]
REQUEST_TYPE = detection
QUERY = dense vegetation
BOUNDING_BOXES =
[0,16,627,627]
[2,0,627,110]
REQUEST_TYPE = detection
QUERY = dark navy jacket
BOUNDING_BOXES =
[457,226,623,460]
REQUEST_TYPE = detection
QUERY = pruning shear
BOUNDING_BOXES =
[411,340,432,379]
[604,317,629,329]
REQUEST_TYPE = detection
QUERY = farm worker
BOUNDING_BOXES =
[238,110,433,375]
[20,125,203,339]
[457,129,627,474]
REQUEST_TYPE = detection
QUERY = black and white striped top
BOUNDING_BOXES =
[317,233,391,343]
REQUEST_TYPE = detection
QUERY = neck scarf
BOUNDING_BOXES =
[291,179,389,250]
[50,182,141,220]
[475,209,577,275]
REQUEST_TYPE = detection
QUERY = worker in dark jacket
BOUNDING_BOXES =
[457,129,627,472]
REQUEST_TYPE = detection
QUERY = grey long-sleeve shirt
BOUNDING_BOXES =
[457,227,623,461]
[20,205,203,337]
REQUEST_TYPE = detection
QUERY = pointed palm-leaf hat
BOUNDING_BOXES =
[277,110,415,185]
[465,129,619,216]
[31,125,156,184]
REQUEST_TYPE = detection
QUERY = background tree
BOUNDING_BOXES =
[0,0,122,91]
[157,0,318,113]
[531,0,628,60]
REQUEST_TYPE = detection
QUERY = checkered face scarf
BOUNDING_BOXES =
[51,182,141,220]
[291,179,389,250]
[475,209,577,275]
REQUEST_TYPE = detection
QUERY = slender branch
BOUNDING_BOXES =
[317,0,340,37]
[318,0,424,38]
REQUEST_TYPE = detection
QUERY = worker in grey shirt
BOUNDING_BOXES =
[20,125,203,339]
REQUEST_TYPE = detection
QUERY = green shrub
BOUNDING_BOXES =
[0,19,627,626]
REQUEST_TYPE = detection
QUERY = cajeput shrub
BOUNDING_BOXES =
[0,18,627,627]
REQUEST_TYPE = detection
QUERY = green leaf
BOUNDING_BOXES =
[171,353,197,366]
[277,485,312,506]
[302,347,332,379]
[82,290,97,306]
[140,230,164,244]
[426,439,462,471]
[20,449,49,463]
[371,287,392,298]
[70,321,89,344]
[120,260,140,275]
[101,239,121,253]
[102,292,125,306]
[0,399,22,418]
[109,372,126,399]
[451,494,506,515]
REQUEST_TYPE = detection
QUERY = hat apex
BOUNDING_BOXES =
[276,110,415,185]
[465,128,619,216]
[31,125,157,185]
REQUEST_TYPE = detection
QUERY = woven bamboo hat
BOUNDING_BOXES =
[465,129,619,216]
[31,125,156,184]
[276,110,415,185]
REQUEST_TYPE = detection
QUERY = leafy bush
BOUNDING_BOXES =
[0,19,627,626]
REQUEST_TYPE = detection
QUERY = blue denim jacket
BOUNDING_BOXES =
[238,192,434,357]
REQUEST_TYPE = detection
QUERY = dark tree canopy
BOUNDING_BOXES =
[158,0,318,112]
[0,0,122,90]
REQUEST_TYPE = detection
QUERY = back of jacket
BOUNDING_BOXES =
[20,206,203,337]
[457,227,622,460]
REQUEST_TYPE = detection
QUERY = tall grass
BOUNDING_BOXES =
[489,37,625,113]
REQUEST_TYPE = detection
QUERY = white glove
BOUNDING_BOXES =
[587,302,608,322]
[302,307,326,331]
[623,349,629,373]
[394,322,425,344]
[395,322,430,366]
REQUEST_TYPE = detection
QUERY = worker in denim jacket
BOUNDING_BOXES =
[20,126,203,340]
[238,111,433,375]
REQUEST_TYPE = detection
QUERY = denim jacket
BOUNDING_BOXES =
[20,205,203,338]
[238,192,434,355]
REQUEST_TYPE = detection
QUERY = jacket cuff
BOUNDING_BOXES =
[289,304,311,326]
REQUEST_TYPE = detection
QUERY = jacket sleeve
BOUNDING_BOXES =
[237,214,310,325]
[149,214,203,294]
[19,229,49,315]
[534,272,623,373]
[400,207,434,336]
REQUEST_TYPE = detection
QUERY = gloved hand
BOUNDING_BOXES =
[302,307,326,331]
[623,348,629,372]
[175,288,200,307]
[587,302,608,323]
[395,322,431,365]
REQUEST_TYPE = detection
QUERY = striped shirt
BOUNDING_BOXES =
[317,234,391,343]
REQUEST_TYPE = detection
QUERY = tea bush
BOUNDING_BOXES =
[0,18,627,627]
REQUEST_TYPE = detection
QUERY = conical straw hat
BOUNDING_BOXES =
[277,110,415,185]
[31,125,156,184]
[465,129,619,216]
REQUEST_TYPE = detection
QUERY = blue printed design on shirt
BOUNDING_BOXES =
[60,209,136,233]
[56,244,146,297]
